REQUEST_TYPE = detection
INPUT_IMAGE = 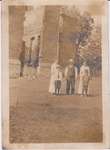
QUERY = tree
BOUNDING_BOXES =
[79,26,102,74]
[62,6,94,64]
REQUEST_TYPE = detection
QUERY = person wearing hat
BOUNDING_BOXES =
[65,59,78,95]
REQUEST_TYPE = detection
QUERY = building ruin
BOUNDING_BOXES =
[9,6,79,67]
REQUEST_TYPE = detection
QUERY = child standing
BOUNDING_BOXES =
[54,65,63,95]
[82,69,90,96]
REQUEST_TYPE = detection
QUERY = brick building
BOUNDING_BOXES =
[9,6,79,67]
[41,6,79,67]
[9,6,29,58]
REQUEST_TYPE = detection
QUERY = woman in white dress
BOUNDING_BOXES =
[78,62,91,95]
[49,60,58,94]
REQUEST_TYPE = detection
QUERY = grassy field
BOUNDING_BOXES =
[10,72,102,143]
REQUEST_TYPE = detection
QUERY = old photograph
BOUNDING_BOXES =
[1,0,110,149]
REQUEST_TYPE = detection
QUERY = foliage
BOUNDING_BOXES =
[62,6,101,72]
[79,26,102,73]
[62,6,94,50]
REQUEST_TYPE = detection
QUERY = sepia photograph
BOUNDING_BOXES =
[1,0,110,149]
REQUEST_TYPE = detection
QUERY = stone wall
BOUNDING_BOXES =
[9,6,28,59]
[9,6,79,67]
[59,14,79,66]
[41,6,60,64]
[41,6,78,67]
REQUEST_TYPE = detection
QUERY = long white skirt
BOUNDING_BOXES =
[78,78,83,94]
[49,76,55,93]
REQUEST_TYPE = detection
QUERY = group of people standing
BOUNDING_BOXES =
[19,38,91,96]
[49,59,91,96]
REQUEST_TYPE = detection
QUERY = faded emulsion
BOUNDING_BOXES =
[5,3,105,144]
